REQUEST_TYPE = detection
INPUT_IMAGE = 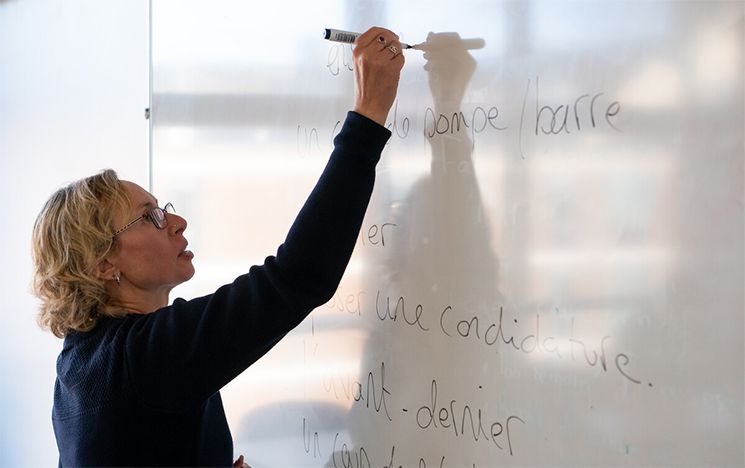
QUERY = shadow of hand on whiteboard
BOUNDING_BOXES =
[344,32,506,466]
[419,32,486,111]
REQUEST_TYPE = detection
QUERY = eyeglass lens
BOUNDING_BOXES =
[149,203,174,229]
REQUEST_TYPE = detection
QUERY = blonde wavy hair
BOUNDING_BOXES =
[32,169,132,338]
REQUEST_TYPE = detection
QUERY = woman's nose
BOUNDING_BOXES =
[167,212,188,235]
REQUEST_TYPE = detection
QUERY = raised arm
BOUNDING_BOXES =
[125,27,405,410]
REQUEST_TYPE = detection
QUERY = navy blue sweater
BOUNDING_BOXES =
[52,112,390,466]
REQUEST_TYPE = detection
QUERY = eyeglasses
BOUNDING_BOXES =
[112,202,175,237]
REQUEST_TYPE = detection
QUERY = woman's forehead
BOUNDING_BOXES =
[122,181,158,208]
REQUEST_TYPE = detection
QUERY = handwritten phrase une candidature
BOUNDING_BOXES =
[324,287,649,388]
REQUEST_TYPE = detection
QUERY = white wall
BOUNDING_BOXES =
[0,1,148,465]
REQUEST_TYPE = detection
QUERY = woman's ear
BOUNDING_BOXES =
[96,258,118,282]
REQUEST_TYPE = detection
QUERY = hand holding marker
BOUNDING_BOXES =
[323,28,422,55]
[327,27,406,125]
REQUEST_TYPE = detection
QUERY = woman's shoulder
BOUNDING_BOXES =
[54,316,137,419]
[58,315,137,375]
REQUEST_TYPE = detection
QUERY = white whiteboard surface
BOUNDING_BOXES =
[151,1,744,466]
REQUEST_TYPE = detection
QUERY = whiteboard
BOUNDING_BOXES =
[150,1,744,466]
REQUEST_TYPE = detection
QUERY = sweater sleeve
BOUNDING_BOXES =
[124,112,391,410]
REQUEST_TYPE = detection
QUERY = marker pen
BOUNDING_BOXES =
[323,28,417,49]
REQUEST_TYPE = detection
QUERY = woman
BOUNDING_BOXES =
[32,27,405,467]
